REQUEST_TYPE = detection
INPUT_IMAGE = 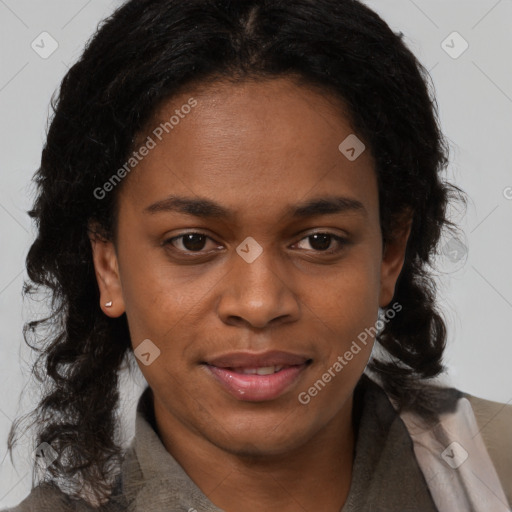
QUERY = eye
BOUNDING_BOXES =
[163,231,349,257]
[294,232,348,254]
[164,232,220,254]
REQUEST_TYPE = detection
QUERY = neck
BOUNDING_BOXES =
[154,394,356,512]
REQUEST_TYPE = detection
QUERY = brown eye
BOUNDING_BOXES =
[307,233,331,251]
[165,232,213,253]
[180,233,208,251]
[295,233,348,254]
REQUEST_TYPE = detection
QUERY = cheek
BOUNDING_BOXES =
[122,274,194,340]
[118,259,219,379]
[115,250,178,349]
[299,265,379,404]
[301,253,381,383]
[313,254,381,325]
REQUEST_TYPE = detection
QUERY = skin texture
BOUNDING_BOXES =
[90,77,412,512]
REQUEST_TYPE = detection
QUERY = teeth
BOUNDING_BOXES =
[256,366,276,375]
[237,365,285,375]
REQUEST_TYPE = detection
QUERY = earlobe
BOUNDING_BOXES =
[88,224,126,317]
[379,212,413,308]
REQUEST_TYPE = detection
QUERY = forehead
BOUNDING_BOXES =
[142,76,357,159]
[121,76,378,222]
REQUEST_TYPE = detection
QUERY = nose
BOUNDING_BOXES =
[216,246,300,330]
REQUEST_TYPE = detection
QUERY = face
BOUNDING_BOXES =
[90,77,411,457]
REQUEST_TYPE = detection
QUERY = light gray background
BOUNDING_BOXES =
[1,0,511,507]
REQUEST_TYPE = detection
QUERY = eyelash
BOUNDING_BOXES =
[163,231,349,256]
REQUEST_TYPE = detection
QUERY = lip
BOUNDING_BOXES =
[202,350,312,402]
[204,350,311,368]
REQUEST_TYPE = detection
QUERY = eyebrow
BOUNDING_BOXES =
[143,194,367,219]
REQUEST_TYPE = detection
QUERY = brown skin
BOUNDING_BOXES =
[90,77,412,512]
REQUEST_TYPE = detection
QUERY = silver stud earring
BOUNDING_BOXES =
[105,301,113,308]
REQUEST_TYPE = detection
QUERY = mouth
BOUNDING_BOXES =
[225,365,294,375]
[201,351,313,402]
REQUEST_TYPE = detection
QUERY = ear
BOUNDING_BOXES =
[379,209,413,308]
[88,222,125,317]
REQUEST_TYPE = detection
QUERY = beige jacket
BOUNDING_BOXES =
[396,390,512,512]
[466,393,512,506]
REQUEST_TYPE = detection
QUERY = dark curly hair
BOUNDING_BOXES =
[8,0,466,506]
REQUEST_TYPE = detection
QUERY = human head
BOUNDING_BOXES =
[10,0,464,504]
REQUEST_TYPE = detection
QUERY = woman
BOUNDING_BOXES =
[4,0,511,511]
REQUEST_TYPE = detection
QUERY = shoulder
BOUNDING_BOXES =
[2,482,125,512]
[463,392,512,506]
[464,391,512,428]
[2,484,74,512]
[391,381,512,509]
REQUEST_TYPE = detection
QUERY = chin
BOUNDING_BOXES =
[206,415,316,458]
[218,436,304,459]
